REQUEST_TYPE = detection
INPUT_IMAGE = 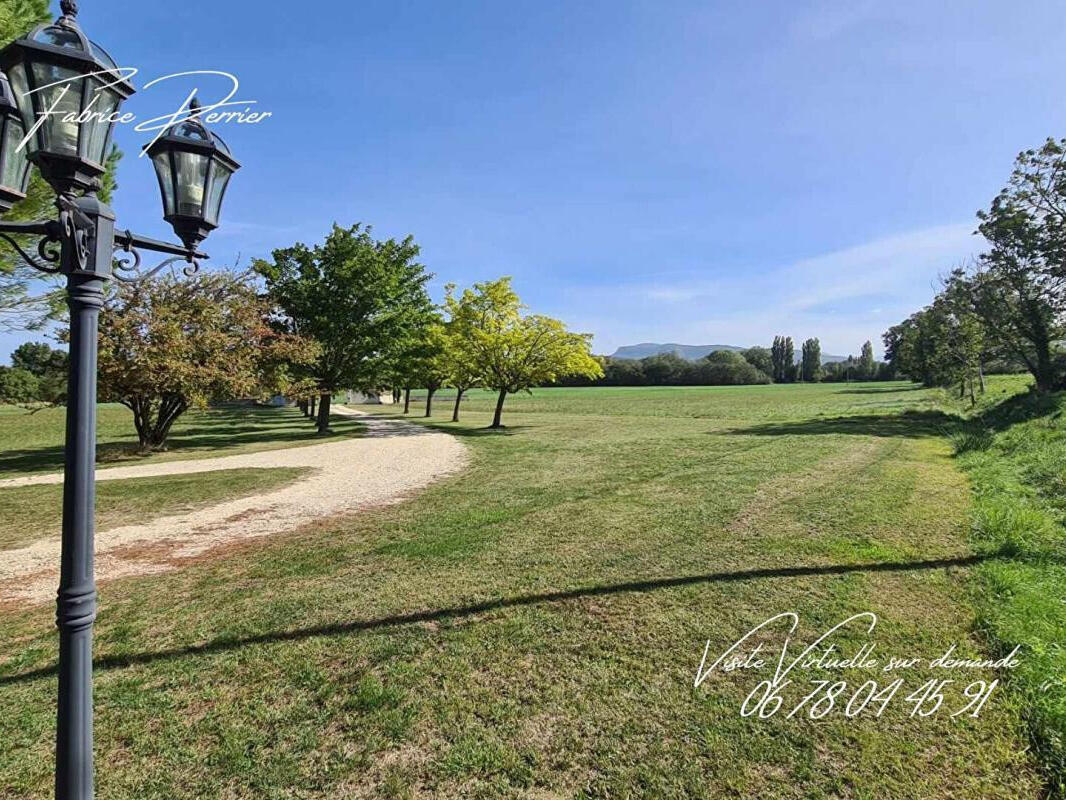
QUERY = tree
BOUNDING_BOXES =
[962,139,1066,391]
[96,272,316,452]
[640,352,688,385]
[405,320,448,417]
[858,341,875,379]
[741,346,773,377]
[693,350,771,385]
[452,277,602,428]
[10,341,67,403]
[771,336,795,382]
[441,284,484,421]
[801,338,822,382]
[0,366,39,405]
[255,223,434,433]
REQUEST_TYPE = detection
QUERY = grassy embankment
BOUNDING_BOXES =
[0,380,1059,798]
[947,381,1066,795]
[0,403,360,549]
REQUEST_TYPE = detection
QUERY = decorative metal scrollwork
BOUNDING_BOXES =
[56,194,93,271]
[112,239,201,283]
[0,230,62,274]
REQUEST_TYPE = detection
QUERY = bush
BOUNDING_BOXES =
[0,366,40,405]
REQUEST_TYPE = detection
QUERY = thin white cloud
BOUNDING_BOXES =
[551,222,981,357]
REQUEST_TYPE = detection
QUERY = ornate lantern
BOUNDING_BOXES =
[0,0,135,195]
[145,99,241,250]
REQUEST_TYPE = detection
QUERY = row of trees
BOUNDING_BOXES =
[885,138,1066,399]
[84,223,601,450]
[254,224,602,431]
[557,339,889,387]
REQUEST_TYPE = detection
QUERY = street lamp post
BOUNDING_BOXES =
[0,3,239,798]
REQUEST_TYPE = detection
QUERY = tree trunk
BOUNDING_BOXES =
[309,395,317,418]
[490,388,507,428]
[959,380,965,399]
[133,395,188,452]
[403,387,411,414]
[978,363,986,394]
[316,392,331,434]
[393,388,401,404]
[452,388,464,422]
[298,399,308,416]
[425,387,436,417]
[969,377,977,406]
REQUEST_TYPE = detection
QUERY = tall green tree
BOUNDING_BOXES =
[441,284,483,421]
[255,223,434,433]
[858,341,875,379]
[959,139,1066,391]
[450,277,602,428]
[770,336,786,383]
[800,338,822,382]
[770,336,795,382]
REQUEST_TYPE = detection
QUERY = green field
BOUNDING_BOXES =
[0,403,362,478]
[0,379,1061,799]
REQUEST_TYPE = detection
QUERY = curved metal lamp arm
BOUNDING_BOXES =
[0,230,63,274]
[0,219,66,275]
[111,249,201,283]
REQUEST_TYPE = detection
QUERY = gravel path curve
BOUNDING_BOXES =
[0,407,467,605]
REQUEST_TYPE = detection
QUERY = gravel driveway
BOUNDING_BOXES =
[0,407,467,605]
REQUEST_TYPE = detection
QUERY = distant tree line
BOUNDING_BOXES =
[885,138,1065,402]
[552,338,893,387]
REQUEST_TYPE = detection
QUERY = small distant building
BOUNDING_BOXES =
[346,390,395,405]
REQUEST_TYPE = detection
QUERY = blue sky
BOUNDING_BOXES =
[4,0,1066,359]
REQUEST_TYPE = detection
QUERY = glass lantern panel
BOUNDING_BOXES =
[89,42,120,71]
[174,121,209,141]
[173,150,208,217]
[1,116,30,191]
[30,62,82,156]
[6,64,35,151]
[83,80,118,165]
[151,152,175,216]
[205,162,232,225]
[33,26,83,50]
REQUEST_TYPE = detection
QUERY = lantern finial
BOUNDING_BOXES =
[59,1,79,23]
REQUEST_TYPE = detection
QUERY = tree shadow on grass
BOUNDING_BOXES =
[722,410,958,439]
[836,385,926,395]
[359,413,531,438]
[0,552,1009,687]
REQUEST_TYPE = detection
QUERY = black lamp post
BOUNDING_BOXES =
[0,3,239,799]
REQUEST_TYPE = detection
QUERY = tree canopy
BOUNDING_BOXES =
[97,271,316,451]
[448,277,602,427]
[886,138,1066,393]
[255,223,434,432]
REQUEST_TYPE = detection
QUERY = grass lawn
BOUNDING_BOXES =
[0,379,1057,798]
[0,467,310,552]
[0,403,363,479]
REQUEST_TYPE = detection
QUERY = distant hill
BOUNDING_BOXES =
[609,342,848,364]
